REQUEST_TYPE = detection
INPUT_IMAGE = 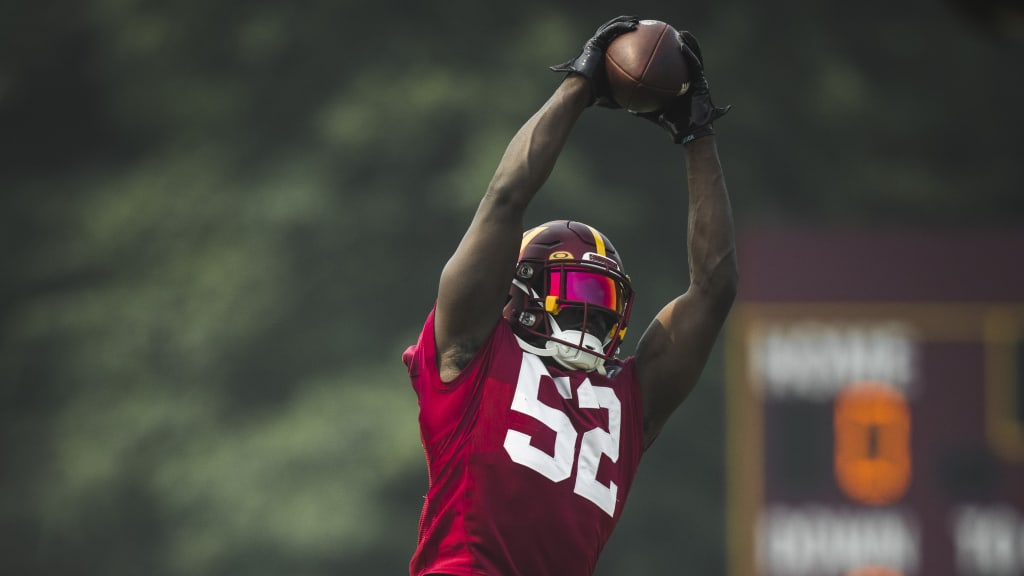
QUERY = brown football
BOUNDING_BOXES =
[605,20,690,113]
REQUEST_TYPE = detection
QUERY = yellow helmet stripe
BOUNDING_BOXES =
[581,223,606,256]
[519,226,549,257]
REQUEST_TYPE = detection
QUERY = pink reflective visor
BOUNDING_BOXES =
[549,269,620,312]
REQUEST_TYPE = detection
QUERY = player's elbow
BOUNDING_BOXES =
[720,255,740,299]
[482,179,532,217]
[700,253,739,319]
[714,270,739,318]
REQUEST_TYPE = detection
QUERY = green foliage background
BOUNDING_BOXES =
[2,1,1021,574]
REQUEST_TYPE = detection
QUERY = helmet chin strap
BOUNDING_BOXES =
[548,321,608,375]
[514,334,607,376]
[511,280,608,375]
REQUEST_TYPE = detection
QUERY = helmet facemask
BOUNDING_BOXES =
[507,255,634,375]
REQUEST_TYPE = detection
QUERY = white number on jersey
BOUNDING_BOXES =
[502,354,622,517]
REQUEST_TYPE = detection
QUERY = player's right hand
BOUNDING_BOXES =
[550,15,639,108]
[633,30,732,144]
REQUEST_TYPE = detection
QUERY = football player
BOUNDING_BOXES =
[402,15,737,576]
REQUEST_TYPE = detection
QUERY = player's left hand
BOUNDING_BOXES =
[550,15,639,108]
[633,30,732,144]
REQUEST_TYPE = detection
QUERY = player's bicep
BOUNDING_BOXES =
[635,290,728,448]
[435,206,522,377]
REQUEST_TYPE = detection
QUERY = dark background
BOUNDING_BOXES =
[2,1,1021,574]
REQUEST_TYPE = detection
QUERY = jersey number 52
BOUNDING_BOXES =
[503,354,621,517]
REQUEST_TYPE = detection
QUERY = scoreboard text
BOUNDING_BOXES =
[727,231,1024,576]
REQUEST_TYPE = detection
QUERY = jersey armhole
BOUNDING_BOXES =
[409,304,506,394]
[619,356,650,457]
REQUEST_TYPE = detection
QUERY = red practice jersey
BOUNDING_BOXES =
[402,307,646,576]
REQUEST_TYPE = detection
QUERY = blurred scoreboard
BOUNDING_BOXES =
[727,230,1024,576]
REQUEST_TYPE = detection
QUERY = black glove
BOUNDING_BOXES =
[550,15,639,107]
[633,30,731,144]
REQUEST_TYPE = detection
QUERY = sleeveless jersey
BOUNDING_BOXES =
[402,307,645,576]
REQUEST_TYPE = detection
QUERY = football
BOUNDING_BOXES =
[604,20,690,113]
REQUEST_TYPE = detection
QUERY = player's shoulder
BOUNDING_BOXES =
[407,311,522,387]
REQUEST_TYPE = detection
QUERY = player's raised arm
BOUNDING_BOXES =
[434,16,638,382]
[633,31,738,449]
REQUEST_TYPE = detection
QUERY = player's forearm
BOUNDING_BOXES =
[684,137,739,315]
[482,75,589,215]
[434,76,591,363]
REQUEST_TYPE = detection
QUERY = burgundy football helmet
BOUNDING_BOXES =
[502,220,635,373]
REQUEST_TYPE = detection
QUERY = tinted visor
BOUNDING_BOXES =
[549,269,621,313]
